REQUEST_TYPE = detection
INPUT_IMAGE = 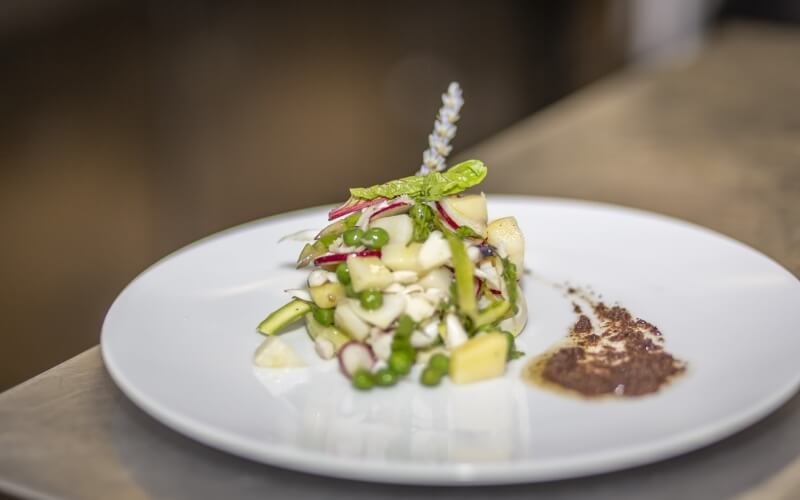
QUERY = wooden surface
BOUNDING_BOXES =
[473,23,800,277]
[1,21,800,500]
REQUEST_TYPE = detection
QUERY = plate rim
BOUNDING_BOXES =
[101,195,800,485]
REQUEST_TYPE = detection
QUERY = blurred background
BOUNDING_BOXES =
[1,0,797,391]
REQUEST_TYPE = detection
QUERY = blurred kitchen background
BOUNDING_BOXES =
[1,0,797,391]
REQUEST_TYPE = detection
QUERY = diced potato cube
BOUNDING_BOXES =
[347,255,393,292]
[309,282,346,309]
[449,332,509,384]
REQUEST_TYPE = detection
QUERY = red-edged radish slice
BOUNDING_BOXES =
[436,197,488,237]
[313,249,381,266]
[435,201,460,230]
[369,200,412,221]
[328,197,387,221]
[337,341,376,378]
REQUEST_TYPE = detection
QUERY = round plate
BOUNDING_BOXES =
[101,196,800,485]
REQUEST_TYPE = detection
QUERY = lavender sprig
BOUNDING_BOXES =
[417,82,463,176]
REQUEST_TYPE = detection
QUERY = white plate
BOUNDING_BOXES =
[101,196,800,485]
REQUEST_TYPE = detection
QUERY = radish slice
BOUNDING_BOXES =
[338,341,376,378]
[435,201,460,230]
[329,197,387,221]
[369,201,412,221]
[313,249,381,266]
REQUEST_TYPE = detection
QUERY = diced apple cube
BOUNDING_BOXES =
[334,300,371,341]
[392,270,419,284]
[440,193,488,237]
[449,193,487,222]
[347,255,393,292]
[487,216,525,271]
[381,243,423,272]
[449,332,509,384]
[309,282,346,309]
[370,214,413,246]
[253,337,306,368]
[418,267,453,291]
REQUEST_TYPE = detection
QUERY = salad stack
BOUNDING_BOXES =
[254,83,527,390]
[256,161,527,389]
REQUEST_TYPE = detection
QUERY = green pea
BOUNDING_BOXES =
[388,350,413,375]
[395,315,416,338]
[428,353,449,373]
[335,263,351,285]
[312,306,335,327]
[362,227,389,248]
[412,223,430,243]
[343,228,365,247]
[391,336,412,354]
[352,369,375,390]
[374,368,398,387]
[420,367,444,387]
[359,290,383,310]
[409,203,432,222]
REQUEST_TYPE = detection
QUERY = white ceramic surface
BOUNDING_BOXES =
[101,196,800,485]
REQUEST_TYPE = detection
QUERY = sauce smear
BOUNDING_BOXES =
[524,289,685,398]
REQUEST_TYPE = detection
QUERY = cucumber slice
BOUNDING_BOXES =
[317,212,361,239]
[304,313,351,351]
[257,299,312,335]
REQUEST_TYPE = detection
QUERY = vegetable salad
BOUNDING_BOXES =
[254,82,527,389]
[255,159,527,389]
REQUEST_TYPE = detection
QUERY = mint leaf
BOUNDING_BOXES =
[348,160,487,202]
[349,175,423,200]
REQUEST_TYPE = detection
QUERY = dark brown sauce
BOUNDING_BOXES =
[523,286,686,398]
